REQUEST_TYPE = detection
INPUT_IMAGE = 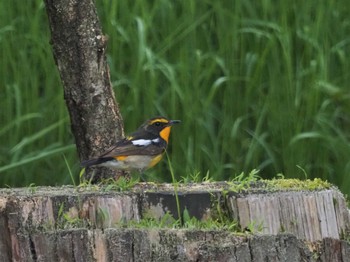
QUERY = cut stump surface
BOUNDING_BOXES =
[0,182,349,261]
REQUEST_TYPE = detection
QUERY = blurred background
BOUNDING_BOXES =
[1,1,350,195]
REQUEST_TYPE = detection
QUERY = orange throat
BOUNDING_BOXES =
[160,126,171,143]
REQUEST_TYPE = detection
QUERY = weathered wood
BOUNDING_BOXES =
[0,184,349,241]
[0,212,11,261]
[0,183,350,261]
[227,190,350,241]
[3,229,350,262]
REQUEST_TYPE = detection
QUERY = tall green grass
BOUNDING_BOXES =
[0,2,76,185]
[1,1,350,195]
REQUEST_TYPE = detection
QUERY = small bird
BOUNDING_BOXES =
[81,116,180,172]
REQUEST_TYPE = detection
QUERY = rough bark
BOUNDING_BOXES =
[44,0,124,181]
[1,183,350,261]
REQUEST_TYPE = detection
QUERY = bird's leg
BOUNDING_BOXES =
[139,169,147,182]
[114,170,130,181]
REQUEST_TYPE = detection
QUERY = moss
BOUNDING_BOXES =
[264,178,332,191]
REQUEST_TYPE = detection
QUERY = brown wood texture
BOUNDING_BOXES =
[44,0,124,182]
[4,229,350,262]
[0,183,350,261]
[227,189,350,242]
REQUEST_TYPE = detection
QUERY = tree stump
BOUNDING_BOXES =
[0,181,349,261]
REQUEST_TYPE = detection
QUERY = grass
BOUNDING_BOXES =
[118,209,240,233]
[1,1,350,197]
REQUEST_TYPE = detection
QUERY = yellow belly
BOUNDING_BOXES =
[147,153,164,168]
[100,154,164,171]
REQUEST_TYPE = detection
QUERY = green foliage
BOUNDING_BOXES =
[227,169,331,192]
[125,211,180,229]
[181,170,213,183]
[1,1,350,197]
[182,208,239,231]
[0,1,75,185]
[120,208,239,232]
[100,176,139,192]
[63,155,76,187]
[77,174,139,192]
[166,151,181,220]
[27,183,37,194]
[55,202,87,229]
[227,169,261,192]
[265,177,332,191]
[244,220,265,234]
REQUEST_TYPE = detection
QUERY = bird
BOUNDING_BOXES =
[81,116,180,172]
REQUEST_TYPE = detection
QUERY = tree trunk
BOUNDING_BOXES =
[44,0,124,182]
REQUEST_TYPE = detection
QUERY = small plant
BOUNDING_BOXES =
[202,171,213,183]
[62,212,84,228]
[181,170,213,184]
[97,207,110,227]
[77,170,138,192]
[265,177,331,191]
[123,211,179,229]
[227,169,261,192]
[296,165,308,179]
[78,168,88,186]
[181,170,201,183]
[56,202,86,229]
[166,151,181,222]
[182,208,239,231]
[100,176,139,192]
[63,154,76,187]
[27,183,37,194]
[121,208,240,232]
[244,220,264,234]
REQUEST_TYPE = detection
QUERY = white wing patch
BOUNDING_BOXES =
[152,138,160,143]
[132,139,152,146]
[131,138,160,146]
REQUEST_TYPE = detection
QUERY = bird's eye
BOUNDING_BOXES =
[154,122,161,126]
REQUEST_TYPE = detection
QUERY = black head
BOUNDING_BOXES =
[142,116,180,137]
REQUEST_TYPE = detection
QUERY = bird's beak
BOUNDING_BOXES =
[168,120,181,126]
